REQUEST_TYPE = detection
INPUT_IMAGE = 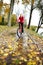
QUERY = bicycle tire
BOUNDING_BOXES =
[17,28,21,38]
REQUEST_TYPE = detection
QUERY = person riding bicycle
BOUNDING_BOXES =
[17,14,24,38]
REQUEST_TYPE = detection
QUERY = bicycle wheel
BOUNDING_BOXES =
[17,28,21,38]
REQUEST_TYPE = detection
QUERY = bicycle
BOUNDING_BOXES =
[17,23,23,38]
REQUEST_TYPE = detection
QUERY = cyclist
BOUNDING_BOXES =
[17,14,24,38]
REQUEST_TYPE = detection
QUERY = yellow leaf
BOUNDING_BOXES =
[0,16,2,22]
[4,49,9,53]
[8,45,13,50]
[28,54,32,58]
[31,51,36,57]
[0,50,4,54]
[24,58,27,62]
[5,8,10,13]
[29,39,33,43]
[27,60,36,65]
[12,38,14,41]
[19,62,22,64]
[0,2,3,8]
[32,0,34,4]
[20,57,24,60]
[8,45,12,48]
[4,53,8,57]
[3,63,6,65]
[36,57,40,61]
[27,61,32,65]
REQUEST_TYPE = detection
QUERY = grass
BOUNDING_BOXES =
[0,25,43,38]
[26,26,43,38]
[0,25,18,33]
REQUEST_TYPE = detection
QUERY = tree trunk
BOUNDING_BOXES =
[36,15,42,33]
[0,0,3,3]
[0,0,3,15]
[27,3,33,28]
[8,0,14,27]
[2,15,4,25]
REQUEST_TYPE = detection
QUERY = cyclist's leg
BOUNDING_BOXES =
[22,23,24,33]
[19,22,22,31]
[19,22,20,29]
[19,23,22,34]
[21,23,24,33]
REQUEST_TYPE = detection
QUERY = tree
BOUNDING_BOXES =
[0,0,3,15]
[36,0,43,32]
[22,0,39,28]
[11,14,17,26]
[27,0,40,28]
[0,0,5,25]
[8,0,15,26]
[28,0,34,28]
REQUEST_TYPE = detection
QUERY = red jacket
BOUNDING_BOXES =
[17,16,24,23]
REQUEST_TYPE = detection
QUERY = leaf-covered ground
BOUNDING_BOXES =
[0,26,43,65]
